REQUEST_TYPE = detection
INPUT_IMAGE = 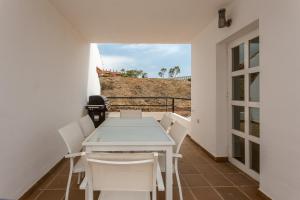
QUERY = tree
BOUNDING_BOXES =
[126,70,141,78]
[121,69,146,78]
[137,70,144,78]
[120,68,125,73]
[173,66,181,77]
[160,67,167,78]
[168,67,175,78]
[158,71,163,78]
[141,72,148,78]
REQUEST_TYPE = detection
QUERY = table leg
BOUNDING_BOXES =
[87,183,93,200]
[85,187,89,200]
[165,147,173,200]
[85,149,93,200]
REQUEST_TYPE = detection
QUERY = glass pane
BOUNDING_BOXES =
[232,43,245,71]
[232,106,245,132]
[249,108,260,137]
[249,37,260,68]
[249,72,260,102]
[232,75,244,101]
[232,134,245,164]
[250,142,260,173]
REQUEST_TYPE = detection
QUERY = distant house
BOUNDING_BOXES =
[96,67,122,77]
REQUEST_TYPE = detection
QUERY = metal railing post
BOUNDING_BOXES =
[172,98,175,113]
[165,98,168,112]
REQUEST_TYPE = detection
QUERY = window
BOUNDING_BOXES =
[229,31,260,180]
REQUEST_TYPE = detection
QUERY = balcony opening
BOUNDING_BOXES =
[95,43,191,117]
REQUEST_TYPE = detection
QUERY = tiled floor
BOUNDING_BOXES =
[23,137,265,200]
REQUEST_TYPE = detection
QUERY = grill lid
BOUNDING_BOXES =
[88,95,106,105]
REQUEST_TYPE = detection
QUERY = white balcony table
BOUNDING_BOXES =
[82,117,175,200]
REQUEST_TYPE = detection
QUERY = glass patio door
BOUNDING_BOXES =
[228,30,260,180]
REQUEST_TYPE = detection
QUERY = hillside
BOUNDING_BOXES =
[100,77,191,116]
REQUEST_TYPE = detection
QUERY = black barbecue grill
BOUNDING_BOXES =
[85,95,110,127]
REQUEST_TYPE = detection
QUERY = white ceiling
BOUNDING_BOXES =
[49,0,232,43]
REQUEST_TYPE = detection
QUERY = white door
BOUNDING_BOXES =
[228,30,260,181]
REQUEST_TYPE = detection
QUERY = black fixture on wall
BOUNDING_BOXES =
[218,8,232,28]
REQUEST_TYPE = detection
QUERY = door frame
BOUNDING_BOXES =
[227,30,260,181]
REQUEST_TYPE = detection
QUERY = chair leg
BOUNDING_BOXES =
[77,172,81,184]
[174,159,183,200]
[152,190,157,200]
[65,158,74,200]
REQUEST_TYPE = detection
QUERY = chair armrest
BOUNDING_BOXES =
[158,152,165,157]
[79,176,88,190]
[173,153,183,159]
[65,152,85,159]
[156,163,165,191]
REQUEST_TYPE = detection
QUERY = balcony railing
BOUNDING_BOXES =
[107,96,191,117]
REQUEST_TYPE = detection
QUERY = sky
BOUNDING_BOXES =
[97,44,191,78]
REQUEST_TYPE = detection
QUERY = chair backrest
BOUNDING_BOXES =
[58,122,85,154]
[160,113,173,131]
[169,121,188,153]
[120,109,142,119]
[85,153,157,193]
[79,115,95,137]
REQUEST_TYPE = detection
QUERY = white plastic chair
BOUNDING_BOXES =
[79,115,95,137]
[84,152,164,200]
[158,121,188,200]
[58,122,85,200]
[120,109,142,119]
[159,113,173,132]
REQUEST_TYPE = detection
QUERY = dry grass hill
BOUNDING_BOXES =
[100,77,191,116]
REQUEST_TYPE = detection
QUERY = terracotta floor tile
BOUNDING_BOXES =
[23,137,264,200]
[173,174,187,187]
[202,173,233,186]
[179,159,194,167]
[59,159,81,175]
[224,173,258,186]
[38,173,57,190]
[183,174,209,187]
[174,187,195,200]
[188,156,210,165]
[93,191,100,200]
[191,187,222,200]
[213,163,239,173]
[35,162,67,190]
[179,163,199,174]
[46,175,79,190]
[68,190,85,200]
[239,186,265,200]
[216,187,250,200]
[35,190,65,200]
[158,187,195,200]
[59,165,71,175]
[204,158,219,165]
[193,164,220,175]
[22,190,42,200]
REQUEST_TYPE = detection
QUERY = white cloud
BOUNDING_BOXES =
[101,55,137,69]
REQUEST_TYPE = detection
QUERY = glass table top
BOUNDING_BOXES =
[83,117,174,145]
[100,117,159,127]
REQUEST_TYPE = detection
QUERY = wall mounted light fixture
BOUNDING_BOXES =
[218,8,232,28]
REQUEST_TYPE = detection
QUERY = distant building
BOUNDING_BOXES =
[169,76,191,81]
[96,67,122,77]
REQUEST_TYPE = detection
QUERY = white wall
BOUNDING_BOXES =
[0,0,90,198]
[259,1,300,199]
[87,44,101,98]
[191,0,300,199]
[191,0,260,157]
